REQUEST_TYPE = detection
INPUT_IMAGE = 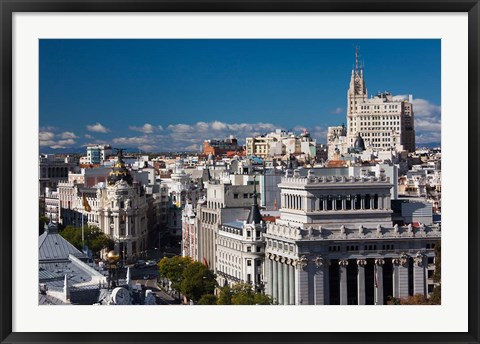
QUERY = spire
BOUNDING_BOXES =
[355,46,359,74]
[246,174,262,224]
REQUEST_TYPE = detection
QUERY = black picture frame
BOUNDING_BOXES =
[1,1,478,344]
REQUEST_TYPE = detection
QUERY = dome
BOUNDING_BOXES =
[107,149,133,186]
[354,133,366,151]
[107,250,120,263]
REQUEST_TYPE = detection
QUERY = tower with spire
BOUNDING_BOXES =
[347,46,368,116]
[247,175,263,224]
[346,47,369,151]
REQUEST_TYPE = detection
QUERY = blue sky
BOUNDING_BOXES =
[39,39,441,152]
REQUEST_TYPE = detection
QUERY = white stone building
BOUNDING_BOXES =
[328,48,416,157]
[215,180,266,291]
[57,151,149,262]
[85,144,113,165]
[264,169,440,305]
[246,129,317,160]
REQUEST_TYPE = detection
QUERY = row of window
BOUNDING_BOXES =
[233,193,255,199]
[267,240,295,252]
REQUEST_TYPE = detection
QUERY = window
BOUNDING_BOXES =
[256,246,261,252]
[256,260,261,266]
[247,260,252,266]
[234,193,238,199]
[247,246,252,252]
[428,270,434,279]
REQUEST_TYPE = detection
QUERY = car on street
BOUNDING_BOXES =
[145,260,157,267]
[134,260,146,268]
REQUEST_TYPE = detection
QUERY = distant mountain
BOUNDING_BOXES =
[39,147,86,155]
[416,142,441,149]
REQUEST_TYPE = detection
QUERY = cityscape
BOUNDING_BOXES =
[39,39,441,306]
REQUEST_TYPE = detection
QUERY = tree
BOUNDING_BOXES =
[216,285,233,305]
[59,225,112,258]
[158,256,192,292]
[39,216,49,235]
[217,283,273,305]
[180,261,217,302]
[197,294,218,305]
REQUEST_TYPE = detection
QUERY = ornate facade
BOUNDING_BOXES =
[264,170,440,305]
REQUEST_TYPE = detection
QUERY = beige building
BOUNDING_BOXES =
[328,48,416,157]
[346,49,415,152]
[246,129,316,160]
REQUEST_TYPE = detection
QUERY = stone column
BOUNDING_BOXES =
[278,258,284,304]
[267,255,273,296]
[413,253,426,296]
[360,195,365,210]
[323,198,328,211]
[375,258,385,305]
[392,258,400,298]
[398,254,409,298]
[283,260,289,304]
[357,259,367,305]
[272,256,278,302]
[339,259,349,305]
[289,262,295,305]
[313,256,328,305]
[296,256,309,305]
[370,195,374,210]
[342,196,346,211]
[385,194,391,210]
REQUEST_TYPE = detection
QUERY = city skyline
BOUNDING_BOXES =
[40,39,441,153]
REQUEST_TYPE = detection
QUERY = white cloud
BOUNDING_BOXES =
[59,131,78,139]
[211,121,228,131]
[101,121,329,152]
[39,131,55,141]
[330,107,344,115]
[412,98,441,118]
[394,95,441,145]
[157,125,164,131]
[129,123,155,134]
[415,119,441,132]
[166,123,194,133]
[84,134,94,139]
[86,122,110,133]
